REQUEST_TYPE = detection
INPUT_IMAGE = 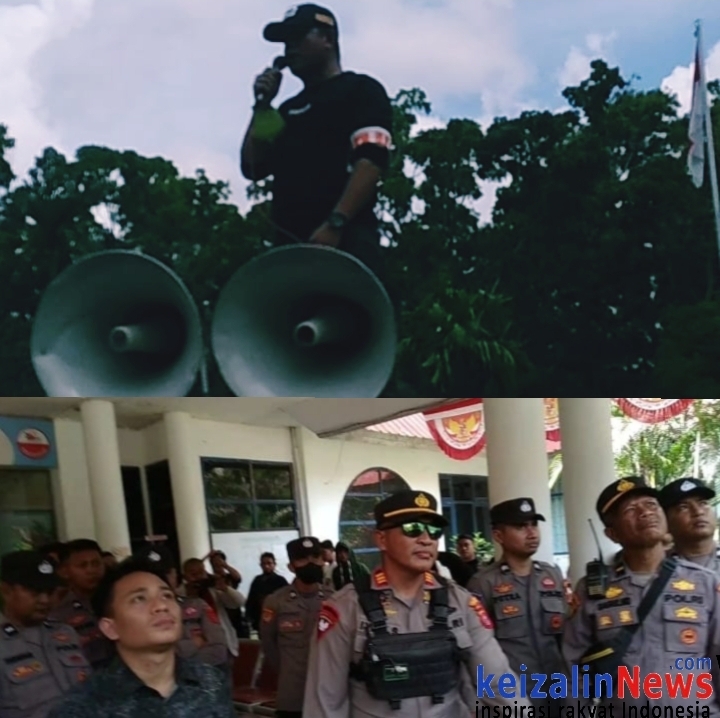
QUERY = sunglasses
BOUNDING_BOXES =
[397,522,444,540]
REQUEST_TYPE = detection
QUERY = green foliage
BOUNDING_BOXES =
[1,58,719,394]
[614,400,720,489]
[549,401,720,494]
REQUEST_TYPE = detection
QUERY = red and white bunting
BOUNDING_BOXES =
[423,399,486,461]
[613,399,694,424]
[544,398,561,443]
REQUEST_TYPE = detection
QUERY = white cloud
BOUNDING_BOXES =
[90,202,124,238]
[661,39,720,117]
[558,32,617,91]
[0,0,531,206]
[0,0,95,178]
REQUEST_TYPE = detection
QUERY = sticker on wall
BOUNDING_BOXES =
[0,417,57,467]
[17,428,51,460]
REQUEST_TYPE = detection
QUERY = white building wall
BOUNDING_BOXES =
[298,428,488,545]
[48,416,489,579]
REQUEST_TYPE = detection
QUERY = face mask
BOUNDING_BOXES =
[295,563,324,584]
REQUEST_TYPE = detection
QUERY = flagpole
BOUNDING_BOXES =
[697,20,720,264]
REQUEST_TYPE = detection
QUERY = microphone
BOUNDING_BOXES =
[257,56,288,104]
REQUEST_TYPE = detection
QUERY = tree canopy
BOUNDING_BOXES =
[1,60,718,396]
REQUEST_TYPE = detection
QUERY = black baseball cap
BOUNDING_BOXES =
[263,4,338,43]
[1,551,60,593]
[659,478,715,509]
[374,490,448,529]
[490,498,545,526]
[287,537,322,562]
[596,476,659,524]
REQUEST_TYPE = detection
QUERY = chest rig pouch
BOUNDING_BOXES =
[349,575,461,710]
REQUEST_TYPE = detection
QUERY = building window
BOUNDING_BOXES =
[439,474,490,540]
[202,459,297,532]
[0,469,56,557]
[338,468,410,570]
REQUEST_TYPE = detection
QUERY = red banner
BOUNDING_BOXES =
[544,398,561,443]
[613,399,694,424]
[423,399,486,460]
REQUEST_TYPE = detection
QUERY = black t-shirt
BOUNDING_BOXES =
[270,71,393,243]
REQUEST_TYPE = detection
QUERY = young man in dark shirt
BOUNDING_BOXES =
[48,558,234,718]
[241,4,394,278]
[244,552,288,632]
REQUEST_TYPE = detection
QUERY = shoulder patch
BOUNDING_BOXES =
[317,602,340,639]
[469,594,494,630]
[262,607,275,624]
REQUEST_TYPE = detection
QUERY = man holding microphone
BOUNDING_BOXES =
[240,5,394,280]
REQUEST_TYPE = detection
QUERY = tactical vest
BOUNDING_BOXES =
[349,575,462,710]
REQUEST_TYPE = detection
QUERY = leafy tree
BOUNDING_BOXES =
[614,399,720,490]
[1,60,719,395]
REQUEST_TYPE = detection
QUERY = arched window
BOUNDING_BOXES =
[338,467,409,570]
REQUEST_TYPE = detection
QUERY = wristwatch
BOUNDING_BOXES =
[327,211,349,231]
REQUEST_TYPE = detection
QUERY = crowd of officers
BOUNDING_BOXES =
[3,476,720,717]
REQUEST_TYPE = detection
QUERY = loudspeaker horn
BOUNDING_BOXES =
[30,250,204,397]
[211,245,396,397]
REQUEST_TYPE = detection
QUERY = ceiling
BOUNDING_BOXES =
[0,398,453,435]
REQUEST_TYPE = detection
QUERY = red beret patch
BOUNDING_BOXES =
[317,603,340,639]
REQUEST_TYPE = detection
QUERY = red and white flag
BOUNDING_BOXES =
[688,32,706,188]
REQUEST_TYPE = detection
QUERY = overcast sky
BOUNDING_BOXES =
[2,0,720,220]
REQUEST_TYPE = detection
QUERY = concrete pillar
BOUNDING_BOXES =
[164,412,211,562]
[80,400,131,559]
[483,398,554,563]
[558,398,617,586]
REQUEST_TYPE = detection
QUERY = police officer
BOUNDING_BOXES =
[467,497,568,717]
[49,539,113,670]
[261,536,332,718]
[0,551,90,718]
[303,489,529,717]
[563,476,720,714]
[137,546,229,672]
[659,477,720,574]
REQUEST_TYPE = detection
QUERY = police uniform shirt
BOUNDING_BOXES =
[563,556,720,715]
[270,71,393,242]
[302,567,530,718]
[467,560,569,694]
[176,596,228,668]
[0,613,90,718]
[49,591,113,670]
[47,655,235,718]
[669,544,720,576]
[260,582,332,712]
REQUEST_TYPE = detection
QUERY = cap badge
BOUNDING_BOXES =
[681,480,696,492]
[38,561,53,575]
[415,493,430,508]
[284,5,299,18]
[315,13,335,26]
[302,539,313,548]
[520,501,531,512]
[617,479,635,493]
[148,551,160,561]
